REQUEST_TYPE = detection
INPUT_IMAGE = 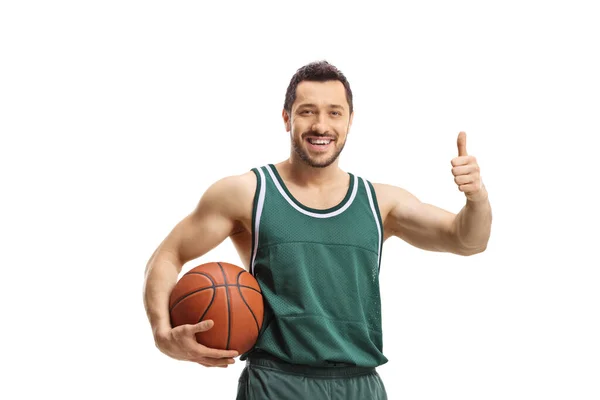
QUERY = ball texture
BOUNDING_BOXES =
[169,262,264,354]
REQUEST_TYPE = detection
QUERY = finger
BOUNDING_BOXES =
[451,155,476,167]
[458,183,479,192]
[200,347,239,359]
[198,357,236,367]
[452,164,478,176]
[454,175,474,185]
[191,320,214,333]
[190,347,239,361]
[197,361,227,368]
[457,131,467,157]
[202,360,230,367]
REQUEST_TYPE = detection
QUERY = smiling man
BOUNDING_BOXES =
[143,60,493,399]
[287,79,349,168]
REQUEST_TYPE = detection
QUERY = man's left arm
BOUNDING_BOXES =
[378,131,492,256]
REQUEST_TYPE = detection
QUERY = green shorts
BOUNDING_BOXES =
[236,352,387,400]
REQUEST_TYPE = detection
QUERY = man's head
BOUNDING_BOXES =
[282,61,354,168]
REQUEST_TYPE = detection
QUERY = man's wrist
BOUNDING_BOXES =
[153,323,172,343]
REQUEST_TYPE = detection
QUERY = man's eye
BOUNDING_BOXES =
[331,111,341,116]
[301,110,313,114]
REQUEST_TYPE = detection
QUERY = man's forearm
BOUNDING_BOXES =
[454,185,492,253]
[143,252,182,339]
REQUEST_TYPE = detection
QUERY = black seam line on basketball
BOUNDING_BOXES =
[169,272,216,312]
[197,286,217,326]
[217,262,232,351]
[169,272,215,311]
[236,270,260,334]
[169,284,261,313]
[183,272,260,292]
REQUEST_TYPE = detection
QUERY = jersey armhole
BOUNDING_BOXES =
[366,180,384,231]
[366,180,384,264]
[249,167,265,276]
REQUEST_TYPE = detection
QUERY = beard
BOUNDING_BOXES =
[291,132,346,168]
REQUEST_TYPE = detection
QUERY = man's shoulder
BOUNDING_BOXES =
[370,182,411,196]
[369,182,418,212]
[370,182,397,198]
[210,169,258,198]
[196,169,258,220]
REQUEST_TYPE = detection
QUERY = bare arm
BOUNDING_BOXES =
[143,172,254,364]
[376,183,490,256]
[453,187,492,253]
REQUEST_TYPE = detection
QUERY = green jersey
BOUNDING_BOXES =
[240,164,387,367]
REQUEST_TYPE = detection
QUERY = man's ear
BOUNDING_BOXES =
[348,111,354,132]
[282,109,291,132]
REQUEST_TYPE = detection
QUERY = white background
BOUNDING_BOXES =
[1,1,599,399]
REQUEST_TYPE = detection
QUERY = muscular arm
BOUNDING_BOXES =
[143,172,255,340]
[375,183,490,256]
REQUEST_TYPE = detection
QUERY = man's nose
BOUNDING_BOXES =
[311,115,329,134]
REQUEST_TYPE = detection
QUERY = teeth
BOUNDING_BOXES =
[308,139,331,145]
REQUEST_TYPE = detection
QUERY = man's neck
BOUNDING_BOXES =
[276,158,346,189]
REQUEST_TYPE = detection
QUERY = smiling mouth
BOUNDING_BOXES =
[305,137,335,146]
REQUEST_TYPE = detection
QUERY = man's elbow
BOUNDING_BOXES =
[457,244,487,256]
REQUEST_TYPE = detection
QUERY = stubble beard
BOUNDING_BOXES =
[291,134,346,168]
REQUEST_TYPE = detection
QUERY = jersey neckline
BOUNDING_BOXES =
[267,164,356,215]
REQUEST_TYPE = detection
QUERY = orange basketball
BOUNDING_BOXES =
[169,262,264,355]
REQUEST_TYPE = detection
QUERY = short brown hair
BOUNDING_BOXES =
[283,60,353,115]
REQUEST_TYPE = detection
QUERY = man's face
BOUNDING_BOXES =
[283,80,353,168]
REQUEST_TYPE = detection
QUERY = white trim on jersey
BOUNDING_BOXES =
[265,164,358,219]
[362,177,382,269]
[251,167,266,276]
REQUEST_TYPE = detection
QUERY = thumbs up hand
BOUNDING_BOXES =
[451,132,487,202]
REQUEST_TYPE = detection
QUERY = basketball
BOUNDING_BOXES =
[169,261,264,355]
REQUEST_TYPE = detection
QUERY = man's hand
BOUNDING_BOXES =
[451,131,487,202]
[154,320,239,368]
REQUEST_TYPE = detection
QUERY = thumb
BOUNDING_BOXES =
[194,319,214,332]
[457,131,468,156]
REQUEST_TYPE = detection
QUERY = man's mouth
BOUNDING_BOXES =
[304,136,335,152]
[306,137,333,145]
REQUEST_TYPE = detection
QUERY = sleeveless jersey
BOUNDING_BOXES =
[240,164,388,367]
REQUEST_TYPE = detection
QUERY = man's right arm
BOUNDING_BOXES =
[143,173,253,365]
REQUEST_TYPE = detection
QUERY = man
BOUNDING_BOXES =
[143,60,492,399]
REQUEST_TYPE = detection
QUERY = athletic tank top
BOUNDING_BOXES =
[240,164,388,367]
